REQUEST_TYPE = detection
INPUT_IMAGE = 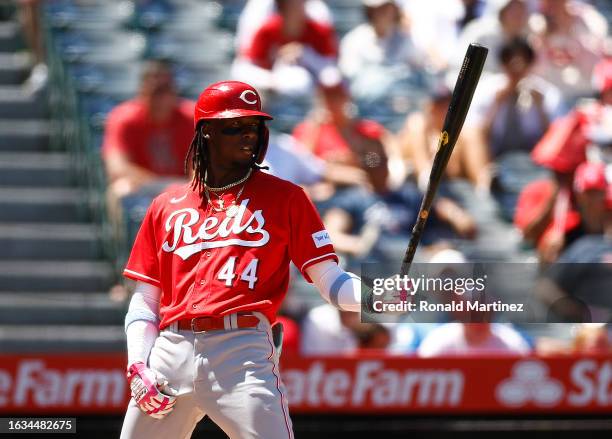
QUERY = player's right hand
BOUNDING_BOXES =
[364,274,413,316]
[127,362,178,419]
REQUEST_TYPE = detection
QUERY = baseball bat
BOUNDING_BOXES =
[400,43,488,276]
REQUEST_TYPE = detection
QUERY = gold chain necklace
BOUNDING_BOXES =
[204,168,253,193]
[204,171,252,217]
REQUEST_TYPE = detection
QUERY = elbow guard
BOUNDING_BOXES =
[310,261,362,312]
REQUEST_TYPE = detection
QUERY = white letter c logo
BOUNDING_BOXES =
[239,90,258,105]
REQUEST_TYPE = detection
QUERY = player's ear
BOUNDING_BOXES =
[199,122,210,139]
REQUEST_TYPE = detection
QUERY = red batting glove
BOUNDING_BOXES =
[127,362,177,419]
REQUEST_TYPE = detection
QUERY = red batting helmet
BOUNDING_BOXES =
[193,81,273,164]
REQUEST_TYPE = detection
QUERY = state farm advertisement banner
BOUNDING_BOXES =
[0,354,610,415]
[281,355,612,414]
[0,355,126,415]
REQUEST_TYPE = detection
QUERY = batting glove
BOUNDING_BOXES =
[127,362,177,419]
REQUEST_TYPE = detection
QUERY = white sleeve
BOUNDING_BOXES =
[230,58,275,89]
[235,0,274,51]
[125,281,161,366]
[494,324,532,355]
[299,46,337,79]
[338,29,363,79]
[416,324,455,357]
[306,260,362,312]
[265,133,325,185]
[305,0,332,24]
[235,0,331,52]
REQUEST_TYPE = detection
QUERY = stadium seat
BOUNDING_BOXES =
[215,0,246,31]
[133,0,219,33]
[43,0,134,32]
[67,63,142,96]
[51,30,147,64]
[77,93,125,133]
[145,29,233,65]
[265,93,314,133]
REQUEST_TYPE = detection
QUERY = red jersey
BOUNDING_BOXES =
[102,98,195,176]
[123,171,338,328]
[245,14,337,69]
[514,179,581,249]
[531,102,607,173]
[293,119,385,163]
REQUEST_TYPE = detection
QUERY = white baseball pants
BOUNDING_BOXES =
[120,313,294,439]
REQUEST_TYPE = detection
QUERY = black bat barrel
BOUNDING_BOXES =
[400,44,488,276]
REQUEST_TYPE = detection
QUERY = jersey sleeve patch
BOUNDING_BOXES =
[311,230,332,248]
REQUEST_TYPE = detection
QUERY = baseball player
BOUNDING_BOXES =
[120,81,365,439]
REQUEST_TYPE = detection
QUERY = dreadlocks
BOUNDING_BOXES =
[184,122,267,199]
[184,125,206,198]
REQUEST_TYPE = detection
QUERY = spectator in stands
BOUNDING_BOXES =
[402,0,486,69]
[455,0,487,30]
[18,0,47,94]
[456,0,533,74]
[514,175,583,265]
[536,178,612,321]
[530,0,608,105]
[231,0,339,97]
[301,303,400,354]
[262,131,327,186]
[102,61,194,302]
[584,59,612,178]
[262,129,411,260]
[572,323,612,354]
[417,322,531,357]
[300,303,359,355]
[536,323,611,355]
[470,37,561,160]
[294,82,396,195]
[418,247,492,325]
[292,82,395,257]
[466,37,561,218]
[532,57,612,176]
[592,57,612,107]
[101,60,194,268]
[102,60,194,202]
[538,161,607,278]
[338,0,426,101]
[527,58,611,218]
[294,82,476,258]
[353,323,391,350]
[585,107,612,174]
[235,0,332,54]
[399,84,490,193]
[263,130,379,190]
[387,322,422,354]
[573,161,607,235]
[517,57,612,263]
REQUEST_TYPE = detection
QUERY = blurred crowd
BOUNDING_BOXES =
[100,0,612,267]
[26,0,612,356]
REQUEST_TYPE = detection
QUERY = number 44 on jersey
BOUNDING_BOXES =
[218,258,259,289]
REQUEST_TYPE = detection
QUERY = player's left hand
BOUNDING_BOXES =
[127,362,178,419]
